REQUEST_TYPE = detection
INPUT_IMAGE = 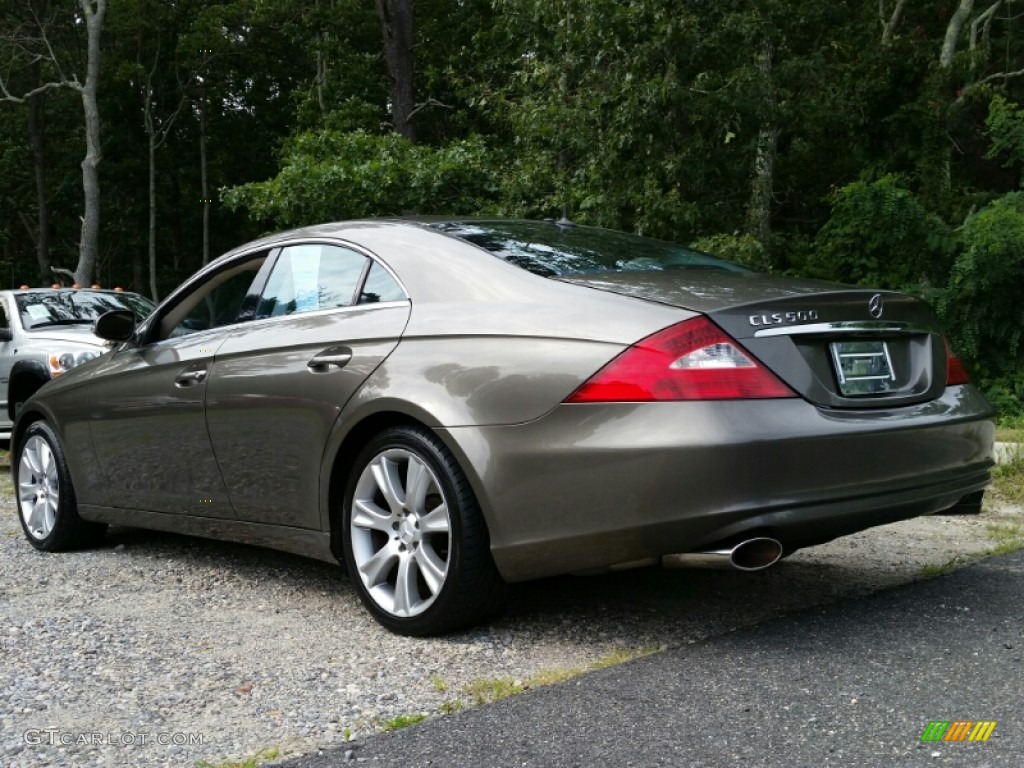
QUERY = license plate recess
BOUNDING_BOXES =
[830,340,895,396]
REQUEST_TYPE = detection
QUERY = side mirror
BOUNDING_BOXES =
[0,328,11,342]
[94,310,137,342]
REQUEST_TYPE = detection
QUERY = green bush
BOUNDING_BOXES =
[690,232,767,270]
[223,131,499,228]
[980,378,1024,421]
[812,175,952,290]
[937,192,1024,389]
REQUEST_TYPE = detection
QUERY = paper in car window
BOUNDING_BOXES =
[25,305,51,321]
[290,245,322,312]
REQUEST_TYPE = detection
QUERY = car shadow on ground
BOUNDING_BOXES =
[96,525,906,645]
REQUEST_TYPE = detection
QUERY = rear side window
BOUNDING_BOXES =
[358,262,406,304]
[257,244,367,319]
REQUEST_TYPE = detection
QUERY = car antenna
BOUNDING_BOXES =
[555,205,575,227]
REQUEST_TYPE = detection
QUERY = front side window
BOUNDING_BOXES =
[158,257,267,340]
[257,244,367,319]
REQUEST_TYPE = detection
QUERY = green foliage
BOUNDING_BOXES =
[438,700,464,714]
[812,175,952,289]
[986,95,1024,183]
[380,713,427,732]
[983,521,1024,552]
[690,232,767,270]
[2,0,1024,417]
[463,677,525,705]
[982,380,1024,422]
[938,193,1024,390]
[223,131,498,228]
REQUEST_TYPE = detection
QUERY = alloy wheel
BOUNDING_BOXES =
[18,434,60,540]
[349,448,453,618]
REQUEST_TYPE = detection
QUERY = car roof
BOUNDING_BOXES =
[215,218,558,258]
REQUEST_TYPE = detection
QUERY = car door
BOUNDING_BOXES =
[87,254,272,517]
[205,242,411,528]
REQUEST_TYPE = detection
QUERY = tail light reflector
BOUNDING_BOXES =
[945,338,970,386]
[565,316,796,402]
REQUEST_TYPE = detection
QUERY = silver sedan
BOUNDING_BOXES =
[11,219,995,635]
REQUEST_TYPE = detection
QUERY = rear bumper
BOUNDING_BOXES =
[439,385,995,581]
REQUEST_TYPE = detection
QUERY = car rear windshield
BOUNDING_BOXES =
[431,221,751,277]
[16,291,156,330]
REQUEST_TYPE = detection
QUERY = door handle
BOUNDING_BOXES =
[174,367,208,387]
[307,347,352,372]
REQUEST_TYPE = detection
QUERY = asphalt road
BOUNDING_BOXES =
[282,549,1024,768]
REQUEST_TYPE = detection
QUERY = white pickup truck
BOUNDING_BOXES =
[0,287,154,444]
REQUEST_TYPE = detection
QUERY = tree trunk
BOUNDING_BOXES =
[170,167,182,274]
[27,60,51,285]
[881,0,910,46]
[936,0,978,198]
[132,252,145,293]
[315,0,328,115]
[75,0,106,288]
[376,0,415,141]
[148,130,159,300]
[316,41,328,115]
[200,101,210,266]
[746,40,777,268]
[940,0,976,67]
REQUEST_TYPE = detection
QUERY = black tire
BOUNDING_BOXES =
[341,425,505,636]
[14,420,107,551]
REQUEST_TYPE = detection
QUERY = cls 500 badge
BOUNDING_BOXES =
[748,310,820,327]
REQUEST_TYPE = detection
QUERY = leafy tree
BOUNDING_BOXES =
[223,131,496,227]
[812,175,953,290]
[0,0,108,286]
[986,94,1024,184]
[939,192,1024,387]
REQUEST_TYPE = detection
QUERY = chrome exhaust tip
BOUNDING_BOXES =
[662,537,784,572]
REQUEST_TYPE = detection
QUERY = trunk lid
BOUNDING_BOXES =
[558,271,948,409]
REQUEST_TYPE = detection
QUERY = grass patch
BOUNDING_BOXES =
[984,522,1024,556]
[195,748,280,768]
[591,646,662,668]
[920,560,962,578]
[990,456,1024,504]
[995,427,1024,443]
[921,523,1024,579]
[463,646,664,705]
[438,699,464,714]
[380,713,427,732]
[463,677,526,705]
[429,673,447,692]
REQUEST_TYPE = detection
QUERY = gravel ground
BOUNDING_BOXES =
[1,461,1021,768]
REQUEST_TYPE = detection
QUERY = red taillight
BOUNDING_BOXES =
[945,338,970,386]
[565,316,797,403]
